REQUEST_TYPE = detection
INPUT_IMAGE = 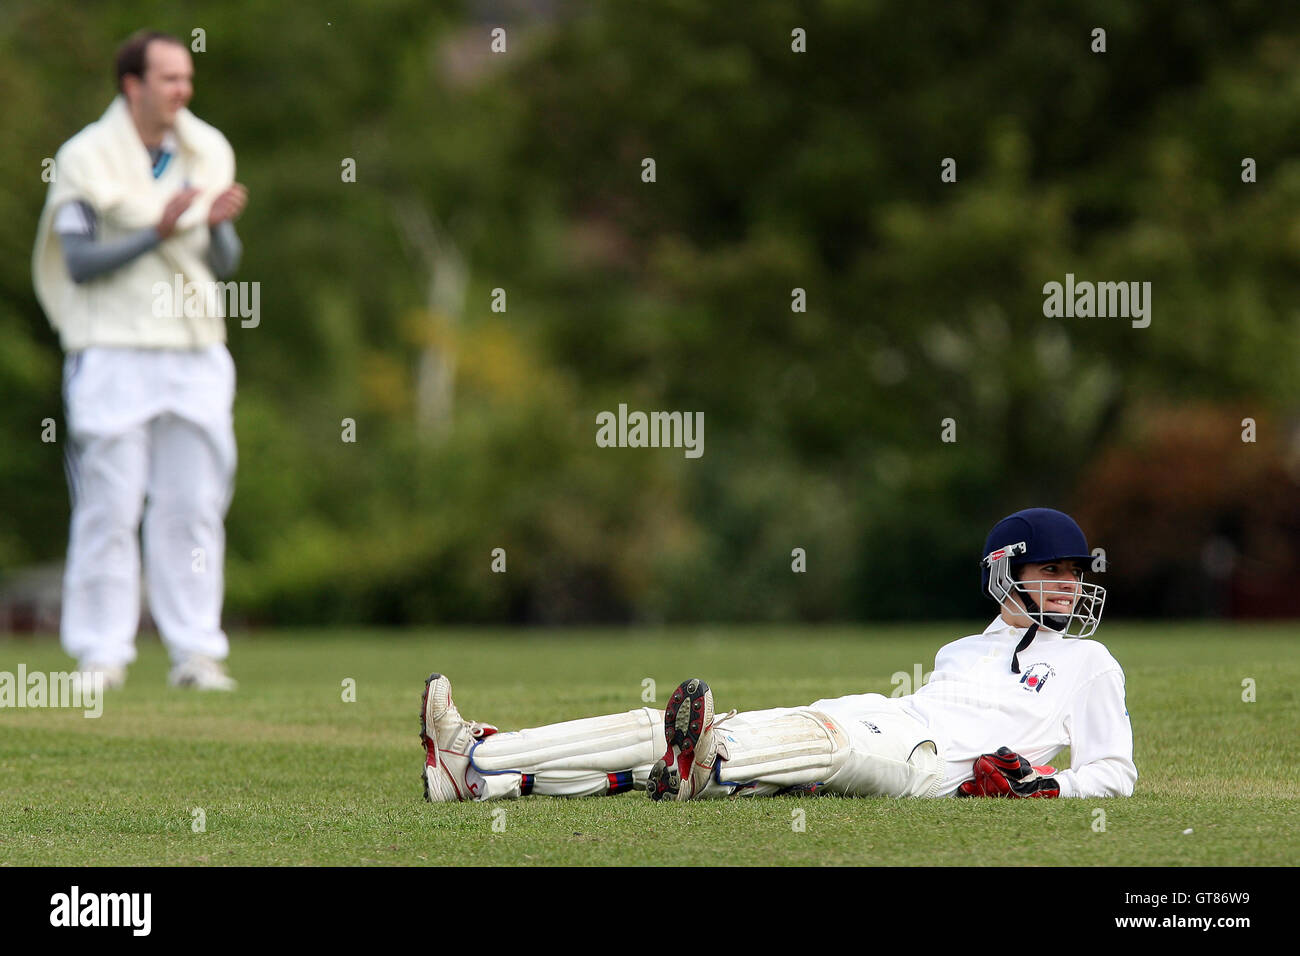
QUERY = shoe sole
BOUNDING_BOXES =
[420,672,444,802]
[648,678,712,801]
[419,672,471,802]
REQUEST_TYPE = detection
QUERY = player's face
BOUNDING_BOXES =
[138,40,193,128]
[1001,560,1084,626]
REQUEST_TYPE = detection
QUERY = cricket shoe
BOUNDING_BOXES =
[168,656,236,691]
[420,673,498,802]
[74,661,126,692]
[647,678,735,801]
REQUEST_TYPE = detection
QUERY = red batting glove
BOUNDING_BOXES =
[956,747,1061,798]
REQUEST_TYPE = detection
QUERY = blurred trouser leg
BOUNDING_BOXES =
[61,426,149,668]
[142,411,236,665]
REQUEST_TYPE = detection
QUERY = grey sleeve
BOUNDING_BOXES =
[206,222,243,278]
[56,200,162,284]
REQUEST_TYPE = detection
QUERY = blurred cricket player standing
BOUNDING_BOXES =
[31,30,247,690]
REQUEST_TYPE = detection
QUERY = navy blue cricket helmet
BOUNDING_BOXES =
[981,508,1105,637]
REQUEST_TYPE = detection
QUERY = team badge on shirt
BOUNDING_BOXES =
[1019,662,1056,693]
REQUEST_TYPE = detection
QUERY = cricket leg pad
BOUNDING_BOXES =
[471,707,662,779]
[700,707,850,796]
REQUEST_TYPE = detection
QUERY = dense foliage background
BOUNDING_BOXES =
[2,1,1298,625]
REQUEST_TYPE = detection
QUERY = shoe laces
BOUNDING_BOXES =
[709,709,737,731]
[703,709,737,765]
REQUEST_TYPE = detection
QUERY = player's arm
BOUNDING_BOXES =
[958,669,1136,798]
[206,183,246,278]
[206,222,243,278]
[56,200,161,284]
[57,189,200,284]
[1053,667,1136,798]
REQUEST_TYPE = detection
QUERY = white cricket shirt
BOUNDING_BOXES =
[900,617,1137,798]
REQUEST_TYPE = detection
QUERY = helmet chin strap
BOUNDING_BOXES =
[1011,623,1038,675]
[1018,587,1069,632]
[1009,587,1066,673]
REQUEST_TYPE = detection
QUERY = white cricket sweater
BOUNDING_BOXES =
[32,97,236,351]
[900,617,1137,798]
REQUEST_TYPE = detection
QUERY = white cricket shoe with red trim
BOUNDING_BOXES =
[420,673,497,802]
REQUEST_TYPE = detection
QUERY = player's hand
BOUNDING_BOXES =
[956,747,1060,798]
[207,183,248,226]
[157,187,201,238]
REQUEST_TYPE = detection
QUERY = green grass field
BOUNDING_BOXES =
[1,623,1296,866]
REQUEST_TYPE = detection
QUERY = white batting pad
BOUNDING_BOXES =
[471,707,662,774]
[703,707,849,795]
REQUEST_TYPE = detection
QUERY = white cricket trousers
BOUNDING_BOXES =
[61,345,236,668]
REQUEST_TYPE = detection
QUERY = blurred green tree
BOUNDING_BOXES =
[2,1,1297,624]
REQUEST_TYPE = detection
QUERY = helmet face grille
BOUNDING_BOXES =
[984,544,1106,637]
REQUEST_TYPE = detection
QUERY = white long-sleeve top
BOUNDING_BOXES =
[899,617,1137,798]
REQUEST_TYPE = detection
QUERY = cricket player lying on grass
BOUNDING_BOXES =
[419,508,1136,802]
